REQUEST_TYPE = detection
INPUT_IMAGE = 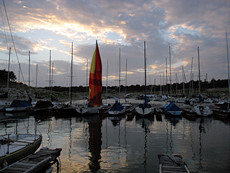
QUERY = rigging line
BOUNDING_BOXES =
[2,0,28,92]
[0,4,9,49]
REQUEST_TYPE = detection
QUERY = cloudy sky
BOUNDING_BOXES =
[0,0,229,87]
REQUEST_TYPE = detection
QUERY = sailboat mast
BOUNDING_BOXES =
[163,72,164,95]
[169,45,172,96]
[182,66,185,96]
[106,59,108,103]
[35,64,38,88]
[198,46,201,96]
[69,42,73,105]
[189,57,194,97]
[166,57,168,95]
[144,41,147,97]
[160,74,162,95]
[119,47,121,97]
[52,62,54,90]
[49,50,51,89]
[86,59,88,93]
[175,73,178,96]
[125,58,127,100]
[7,47,11,93]
[226,32,230,93]
[28,51,30,87]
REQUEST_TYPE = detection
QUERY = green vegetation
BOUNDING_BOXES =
[0,69,229,101]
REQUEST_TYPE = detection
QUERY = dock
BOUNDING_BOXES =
[0,148,62,173]
[158,154,190,173]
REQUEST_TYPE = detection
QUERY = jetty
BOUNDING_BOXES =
[0,148,62,173]
[158,154,190,173]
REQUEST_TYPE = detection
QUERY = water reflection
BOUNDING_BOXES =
[0,111,229,173]
[86,115,102,172]
[136,117,153,171]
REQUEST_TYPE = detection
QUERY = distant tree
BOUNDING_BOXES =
[210,78,216,88]
[0,69,16,82]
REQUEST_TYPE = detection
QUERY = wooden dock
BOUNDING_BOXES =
[158,154,190,173]
[0,148,62,173]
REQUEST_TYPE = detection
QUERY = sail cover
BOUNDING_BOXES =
[89,41,102,106]
[165,102,182,111]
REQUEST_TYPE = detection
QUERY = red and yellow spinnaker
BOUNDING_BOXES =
[89,41,102,106]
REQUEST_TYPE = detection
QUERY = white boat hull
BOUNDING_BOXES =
[76,106,99,115]
[194,105,213,116]
[5,106,31,113]
[135,106,154,116]
[0,101,10,111]
[108,108,126,115]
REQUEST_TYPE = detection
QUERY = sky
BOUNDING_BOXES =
[0,0,229,87]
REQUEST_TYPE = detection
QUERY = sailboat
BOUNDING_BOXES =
[0,133,42,169]
[76,41,102,115]
[193,47,213,117]
[135,41,154,116]
[5,51,33,113]
[122,58,134,113]
[0,119,42,169]
[108,48,126,115]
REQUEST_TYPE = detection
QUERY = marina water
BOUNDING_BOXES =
[0,111,229,173]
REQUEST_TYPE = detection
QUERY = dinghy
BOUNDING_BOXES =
[0,134,42,168]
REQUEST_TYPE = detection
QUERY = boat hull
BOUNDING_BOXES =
[194,105,213,116]
[0,134,42,168]
[135,106,154,116]
[108,108,126,115]
[5,107,31,113]
[166,111,182,116]
[76,106,99,115]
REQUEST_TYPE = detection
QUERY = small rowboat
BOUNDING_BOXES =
[158,154,190,173]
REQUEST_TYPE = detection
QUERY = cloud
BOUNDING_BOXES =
[0,0,229,87]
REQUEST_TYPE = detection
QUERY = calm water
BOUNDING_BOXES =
[0,111,229,173]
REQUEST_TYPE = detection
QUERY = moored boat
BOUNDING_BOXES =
[5,99,32,113]
[0,134,42,168]
[135,41,154,117]
[158,154,190,173]
[194,104,213,117]
[108,99,126,115]
[164,102,182,116]
[76,41,102,115]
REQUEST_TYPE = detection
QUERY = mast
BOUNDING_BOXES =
[118,48,121,98]
[28,51,30,87]
[125,58,127,102]
[189,57,194,97]
[226,32,230,93]
[198,46,201,96]
[6,47,11,93]
[169,45,172,96]
[52,62,54,91]
[35,64,38,88]
[166,57,168,95]
[160,74,162,95]
[49,50,51,89]
[86,59,88,92]
[175,73,178,96]
[106,59,108,103]
[163,72,164,95]
[182,66,185,96]
[144,41,147,97]
[69,42,73,105]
